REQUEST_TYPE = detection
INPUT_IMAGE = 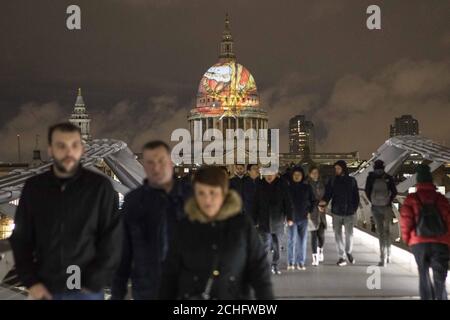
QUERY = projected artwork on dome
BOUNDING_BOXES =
[196,61,258,115]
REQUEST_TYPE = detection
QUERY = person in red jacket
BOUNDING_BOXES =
[400,164,450,300]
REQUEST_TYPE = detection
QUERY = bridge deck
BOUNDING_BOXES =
[272,217,450,299]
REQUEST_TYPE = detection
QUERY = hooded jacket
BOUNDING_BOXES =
[159,190,273,300]
[323,161,360,216]
[287,167,315,223]
[400,182,450,246]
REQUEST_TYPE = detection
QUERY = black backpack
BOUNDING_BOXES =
[415,194,447,237]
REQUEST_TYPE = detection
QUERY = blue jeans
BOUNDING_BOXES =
[52,290,104,300]
[287,220,308,265]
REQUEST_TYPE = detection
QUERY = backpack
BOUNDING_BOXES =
[371,175,391,206]
[415,194,448,237]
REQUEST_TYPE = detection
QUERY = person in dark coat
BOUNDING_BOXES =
[252,171,292,275]
[242,164,260,216]
[229,164,247,199]
[10,123,122,300]
[307,166,328,266]
[364,159,397,266]
[286,166,315,270]
[280,166,293,186]
[111,141,191,300]
[400,164,450,300]
[320,160,360,266]
[159,166,273,300]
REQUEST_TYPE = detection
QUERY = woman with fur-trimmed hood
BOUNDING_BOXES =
[159,166,273,300]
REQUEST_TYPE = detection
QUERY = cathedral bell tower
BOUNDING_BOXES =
[69,88,92,142]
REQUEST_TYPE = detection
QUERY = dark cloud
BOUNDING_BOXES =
[0,102,66,162]
[0,96,191,162]
[0,0,449,161]
[315,59,450,156]
[91,95,190,151]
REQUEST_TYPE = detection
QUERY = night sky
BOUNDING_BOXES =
[1,0,449,162]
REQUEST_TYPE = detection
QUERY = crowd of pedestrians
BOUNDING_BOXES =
[8,122,450,300]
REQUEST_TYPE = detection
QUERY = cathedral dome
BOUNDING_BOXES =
[194,13,260,116]
[196,60,259,115]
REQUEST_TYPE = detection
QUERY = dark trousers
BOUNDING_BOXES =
[260,232,281,267]
[311,222,326,254]
[411,243,449,300]
[372,206,392,260]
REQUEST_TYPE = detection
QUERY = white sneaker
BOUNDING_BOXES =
[296,264,306,271]
[271,266,282,275]
[312,254,319,266]
[318,248,324,262]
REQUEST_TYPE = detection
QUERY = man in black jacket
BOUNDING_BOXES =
[252,171,292,275]
[229,164,247,204]
[10,122,122,300]
[111,141,191,300]
[242,164,260,216]
[365,159,397,266]
[320,160,360,266]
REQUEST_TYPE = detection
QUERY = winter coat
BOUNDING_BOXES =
[159,190,274,300]
[287,181,315,223]
[230,175,259,215]
[323,174,360,216]
[9,165,122,294]
[308,179,328,231]
[111,178,192,300]
[400,182,450,247]
[252,177,292,234]
[229,175,246,199]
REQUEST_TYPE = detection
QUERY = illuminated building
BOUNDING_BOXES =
[390,115,419,137]
[289,115,315,155]
[279,151,361,169]
[0,214,14,240]
[187,13,268,163]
